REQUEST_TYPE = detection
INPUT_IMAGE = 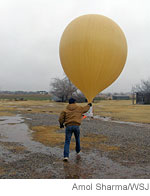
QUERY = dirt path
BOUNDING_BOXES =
[0,113,150,179]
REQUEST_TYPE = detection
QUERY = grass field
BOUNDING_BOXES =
[0,99,149,123]
[94,100,150,123]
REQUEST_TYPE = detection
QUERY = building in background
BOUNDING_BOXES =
[112,95,130,100]
[136,92,150,104]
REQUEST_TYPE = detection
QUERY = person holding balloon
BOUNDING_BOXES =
[59,14,127,161]
[59,97,92,161]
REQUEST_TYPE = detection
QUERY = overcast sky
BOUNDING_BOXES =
[0,0,150,93]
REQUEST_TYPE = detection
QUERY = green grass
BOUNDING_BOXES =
[0,94,51,101]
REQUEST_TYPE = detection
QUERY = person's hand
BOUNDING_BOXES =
[88,103,92,107]
[60,124,64,128]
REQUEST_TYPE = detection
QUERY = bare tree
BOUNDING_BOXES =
[50,76,77,102]
[132,79,150,93]
[73,90,87,103]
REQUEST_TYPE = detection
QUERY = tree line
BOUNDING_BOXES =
[50,76,150,102]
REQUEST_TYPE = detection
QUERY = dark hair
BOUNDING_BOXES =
[69,98,76,104]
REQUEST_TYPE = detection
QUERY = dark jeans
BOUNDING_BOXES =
[64,125,80,158]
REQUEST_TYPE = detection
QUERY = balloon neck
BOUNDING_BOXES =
[87,98,93,103]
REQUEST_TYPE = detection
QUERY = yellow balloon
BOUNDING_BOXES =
[59,14,127,102]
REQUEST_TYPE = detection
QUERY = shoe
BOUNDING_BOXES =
[76,152,81,160]
[63,157,68,162]
[76,152,80,155]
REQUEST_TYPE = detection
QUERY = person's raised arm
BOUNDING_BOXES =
[81,103,92,114]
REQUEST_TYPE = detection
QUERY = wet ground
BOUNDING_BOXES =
[0,113,150,179]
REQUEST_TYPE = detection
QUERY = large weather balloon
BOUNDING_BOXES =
[59,14,127,102]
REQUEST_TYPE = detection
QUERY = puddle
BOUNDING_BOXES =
[0,115,24,125]
[0,115,62,162]
[94,115,111,121]
[94,115,150,128]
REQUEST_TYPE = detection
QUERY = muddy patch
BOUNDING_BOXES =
[0,153,55,179]
[0,141,27,153]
